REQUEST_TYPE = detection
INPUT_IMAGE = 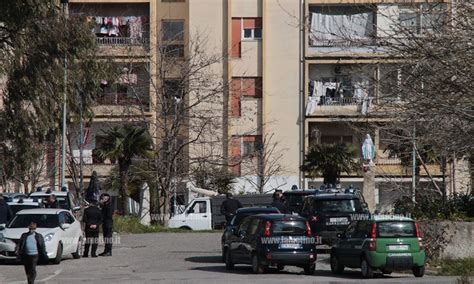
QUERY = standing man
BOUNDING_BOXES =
[220,193,243,224]
[99,193,113,256]
[44,195,59,208]
[271,191,288,214]
[0,193,13,225]
[16,222,47,284]
[82,200,102,258]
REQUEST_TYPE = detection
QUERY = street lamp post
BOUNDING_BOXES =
[60,0,69,190]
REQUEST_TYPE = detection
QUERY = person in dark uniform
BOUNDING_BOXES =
[0,193,13,225]
[99,193,113,256]
[44,194,59,208]
[16,222,47,284]
[271,191,288,214]
[220,193,243,223]
[82,200,102,257]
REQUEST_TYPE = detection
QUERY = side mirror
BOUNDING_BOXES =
[60,223,71,230]
[0,225,5,231]
[361,202,369,209]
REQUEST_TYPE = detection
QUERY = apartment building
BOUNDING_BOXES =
[4,0,467,210]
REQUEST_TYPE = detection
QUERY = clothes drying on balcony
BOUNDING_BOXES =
[89,16,147,41]
[309,11,374,46]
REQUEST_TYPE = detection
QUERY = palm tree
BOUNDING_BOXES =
[301,143,359,185]
[97,125,153,215]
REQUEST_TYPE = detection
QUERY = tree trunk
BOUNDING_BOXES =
[119,162,130,215]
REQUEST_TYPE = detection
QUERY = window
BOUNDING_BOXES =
[162,20,184,41]
[242,27,262,40]
[238,217,252,233]
[320,135,353,145]
[163,80,184,115]
[377,221,416,238]
[248,218,261,235]
[241,18,262,40]
[271,221,308,236]
[161,44,185,58]
[230,77,263,117]
[161,20,184,58]
[231,17,262,57]
[189,201,207,214]
[242,135,262,158]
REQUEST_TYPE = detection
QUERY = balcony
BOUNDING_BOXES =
[306,64,376,117]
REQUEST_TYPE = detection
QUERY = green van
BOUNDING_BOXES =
[330,215,426,278]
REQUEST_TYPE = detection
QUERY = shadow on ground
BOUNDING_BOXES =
[185,255,223,264]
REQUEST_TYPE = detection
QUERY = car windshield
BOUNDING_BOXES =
[7,214,60,229]
[32,195,69,209]
[285,195,304,207]
[377,221,416,238]
[314,199,362,213]
[271,220,308,236]
[9,205,40,215]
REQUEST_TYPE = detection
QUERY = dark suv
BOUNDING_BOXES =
[282,190,319,214]
[301,193,369,245]
[225,214,317,275]
[222,207,280,262]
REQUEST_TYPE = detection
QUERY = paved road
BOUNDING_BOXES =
[0,233,462,284]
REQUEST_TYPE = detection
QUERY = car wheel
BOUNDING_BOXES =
[413,266,425,277]
[225,249,234,270]
[72,239,81,259]
[251,254,265,274]
[52,243,63,265]
[381,269,392,275]
[330,254,344,274]
[360,257,373,278]
[304,263,315,275]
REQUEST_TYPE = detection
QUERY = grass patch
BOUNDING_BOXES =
[429,258,474,276]
[113,216,221,234]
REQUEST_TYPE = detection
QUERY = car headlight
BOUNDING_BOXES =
[44,233,55,242]
[0,233,4,242]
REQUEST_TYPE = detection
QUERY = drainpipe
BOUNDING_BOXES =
[298,0,305,189]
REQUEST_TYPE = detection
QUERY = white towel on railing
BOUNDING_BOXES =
[306,96,318,116]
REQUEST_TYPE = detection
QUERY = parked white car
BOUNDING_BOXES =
[0,209,83,264]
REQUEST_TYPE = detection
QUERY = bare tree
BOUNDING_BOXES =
[240,132,285,193]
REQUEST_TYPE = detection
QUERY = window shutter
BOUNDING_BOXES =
[231,18,241,57]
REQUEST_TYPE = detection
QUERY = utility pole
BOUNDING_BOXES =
[60,0,69,189]
[79,92,84,197]
[411,125,416,203]
[298,0,305,189]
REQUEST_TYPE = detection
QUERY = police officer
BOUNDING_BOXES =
[220,193,243,224]
[99,193,113,256]
[82,200,102,257]
[271,191,289,214]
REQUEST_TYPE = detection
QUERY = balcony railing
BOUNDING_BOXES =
[319,97,364,106]
[96,93,149,107]
[96,36,149,46]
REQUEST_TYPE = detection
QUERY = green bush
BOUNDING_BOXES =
[113,216,220,233]
[394,193,474,220]
[430,258,474,277]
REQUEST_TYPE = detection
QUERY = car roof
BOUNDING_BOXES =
[305,193,359,200]
[252,214,307,221]
[29,191,68,196]
[283,190,318,196]
[236,207,279,214]
[15,208,67,215]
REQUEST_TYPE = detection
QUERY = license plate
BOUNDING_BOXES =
[329,217,348,224]
[388,245,409,251]
[279,243,302,249]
